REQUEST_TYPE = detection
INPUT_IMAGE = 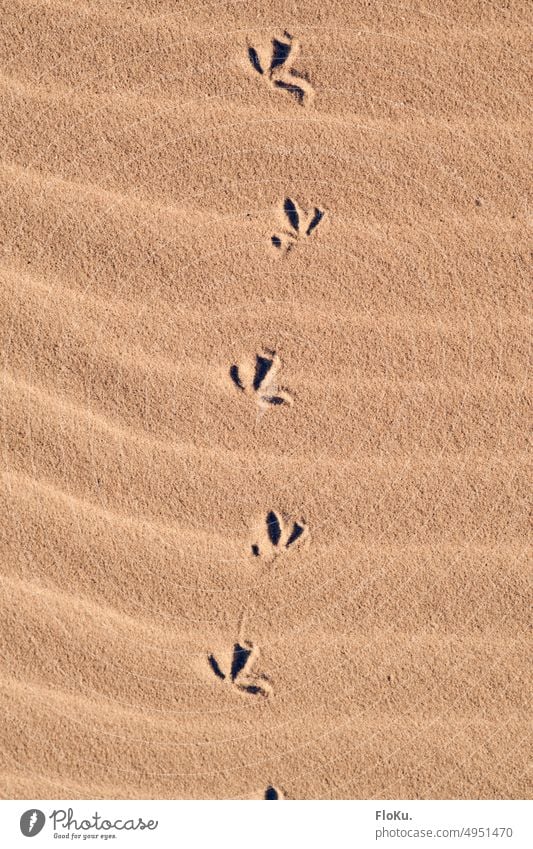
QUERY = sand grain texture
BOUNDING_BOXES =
[0,0,531,799]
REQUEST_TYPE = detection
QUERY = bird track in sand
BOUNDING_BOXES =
[230,349,293,409]
[247,31,314,106]
[207,640,272,698]
[271,197,326,253]
[264,785,283,799]
[251,510,308,561]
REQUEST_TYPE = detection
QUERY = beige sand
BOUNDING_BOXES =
[0,0,530,799]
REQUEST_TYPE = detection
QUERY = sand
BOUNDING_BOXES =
[0,0,530,800]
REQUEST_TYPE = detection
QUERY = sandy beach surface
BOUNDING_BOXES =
[0,0,530,799]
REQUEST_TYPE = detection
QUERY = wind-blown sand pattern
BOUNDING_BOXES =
[0,0,530,799]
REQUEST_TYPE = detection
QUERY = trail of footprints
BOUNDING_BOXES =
[198,34,320,795]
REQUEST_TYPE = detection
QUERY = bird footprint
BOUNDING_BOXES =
[251,510,308,561]
[264,786,284,799]
[272,197,325,253]
[208,641,272,697]
[247,31,314,105]
[230,349,293,408]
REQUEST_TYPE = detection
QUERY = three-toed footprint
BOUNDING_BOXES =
[251,510,308,561]
[208,641,272,697]
[272,197,326,253]
[230,349,293,409]
[247,31,314,106]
